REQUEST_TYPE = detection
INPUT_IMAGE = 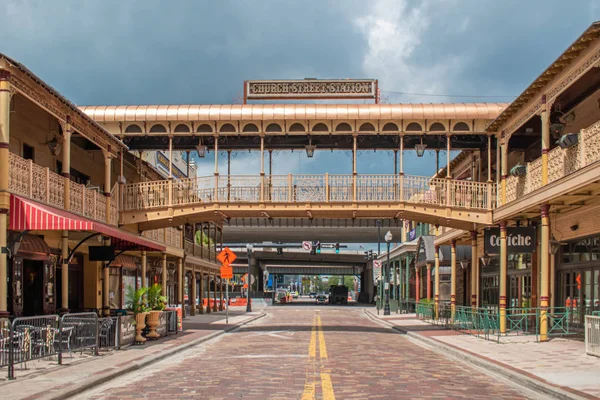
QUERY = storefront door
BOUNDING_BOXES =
[23,260,44,316]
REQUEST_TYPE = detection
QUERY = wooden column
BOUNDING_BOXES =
[104,153,112,222]
[352,134,357,201]
[471,231,478,309]
[426,264,432,300]
[415,266,420,303]
[168,135,173,178]
[205,273,211,313]
[446,135,452,206]
[141,251,147,288]
[541,96,550,186]
[161,253,167,297]
[227,150,231,201]
[540,204,550,341]
[499,221,508,334]
[198,271,204,314]
[61,231,69,311]
[61,119,72,211]
[399,135,404,201]
[434,246,440,318]
[213,135,219,202]
[0,70,11,316]
[260,135,265,202]
[405,256,410,299]
[501,141,508,205]
[212,273,218,312]
[191,269,197,316]
[451,240,456,318]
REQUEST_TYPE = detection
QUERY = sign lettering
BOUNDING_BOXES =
[245,79,377,100]
[484,227,536,254]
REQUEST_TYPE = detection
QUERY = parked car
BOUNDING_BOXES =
[292,291,299,299]
[309,292,317,298]
[316,294,328,305]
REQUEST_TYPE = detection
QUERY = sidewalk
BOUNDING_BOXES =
[0,307,266,400]
[365,308,600,400]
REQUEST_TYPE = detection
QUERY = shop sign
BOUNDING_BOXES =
[484,227,536,254]
[245,79,377,100]
[119,315,136,346]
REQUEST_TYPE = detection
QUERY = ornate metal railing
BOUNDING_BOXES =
[499,119,600,207]
[121,173,495,212]
[142,226,182,248]
[8,153,116,225]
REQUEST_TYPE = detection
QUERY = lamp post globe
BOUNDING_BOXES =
[384,231,392,315]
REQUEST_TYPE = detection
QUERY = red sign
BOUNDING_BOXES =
[221,265,233,279]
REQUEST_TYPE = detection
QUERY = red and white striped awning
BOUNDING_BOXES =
[9,195,165,252]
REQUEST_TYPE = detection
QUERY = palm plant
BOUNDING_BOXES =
[125,286,150,315]
[147,283,168,311]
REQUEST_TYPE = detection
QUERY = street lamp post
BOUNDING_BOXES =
[246,243,253,312]
[384,230,392,315]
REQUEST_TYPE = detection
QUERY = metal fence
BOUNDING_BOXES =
[585,315,600,358]
[414,305,573,343]
[98,317,120,350]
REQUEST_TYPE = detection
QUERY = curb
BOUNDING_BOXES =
[43,312,266,400]
[362,309,589,400]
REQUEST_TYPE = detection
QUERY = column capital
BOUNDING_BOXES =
[450,240,456,248]
[471,230,477,240]
[500,220,507,231]
[540,204,550,217]
[434,245,440,252]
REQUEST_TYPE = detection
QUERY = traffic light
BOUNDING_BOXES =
[368,250,373,260]
[364,251,369,260]
[277,246,283,255]
[335,243,340,254]
[311,242,316,255]
[315,241,321,254]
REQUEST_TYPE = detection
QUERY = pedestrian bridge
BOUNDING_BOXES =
[119,174,495,231]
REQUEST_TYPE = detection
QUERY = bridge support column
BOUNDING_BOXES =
[450,240,456,319]
[471,231,478,309]
[352,134,357,201]
[540,204,550,341]
[499,221,507,334]
[434,246,440,319]
[260,135,265,202]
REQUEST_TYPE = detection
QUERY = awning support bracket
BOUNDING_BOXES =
[67,232,102,264]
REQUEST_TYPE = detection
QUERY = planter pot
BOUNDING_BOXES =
[135,312,148,343]
[146,310,162,339]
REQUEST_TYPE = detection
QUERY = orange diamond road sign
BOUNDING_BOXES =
[217,247,237,266]
[220,265,233,279]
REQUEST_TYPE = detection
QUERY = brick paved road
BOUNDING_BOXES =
[77,307,532,399]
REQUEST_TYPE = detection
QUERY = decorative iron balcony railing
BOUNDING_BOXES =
[121,172,495,212]
[8,152,118,226]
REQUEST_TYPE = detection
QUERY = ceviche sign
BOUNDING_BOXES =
[484,227,536,254]
[245,79,377,100]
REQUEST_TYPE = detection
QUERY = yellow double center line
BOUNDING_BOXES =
[302,315,335,400]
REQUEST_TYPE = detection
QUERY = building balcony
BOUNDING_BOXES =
[142,226,183,249]
[495,119,600,220]
[8,152,118,226]
[184,239,215,263]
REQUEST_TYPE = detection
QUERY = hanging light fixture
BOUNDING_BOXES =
[459,259,470,270]
[196,138,207,158]
[479,252,492,267]
[549,235,561,255]
[305,136,316,158]
[415,136,427,157]
[46,137,62,156]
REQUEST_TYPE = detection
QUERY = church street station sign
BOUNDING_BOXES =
[484,227,536,254]
[244,79,377,101]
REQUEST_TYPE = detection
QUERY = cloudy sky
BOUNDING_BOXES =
[2,0,598,178]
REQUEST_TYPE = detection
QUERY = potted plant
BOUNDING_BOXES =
[125,286,150,344]
[146,284,167,339]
